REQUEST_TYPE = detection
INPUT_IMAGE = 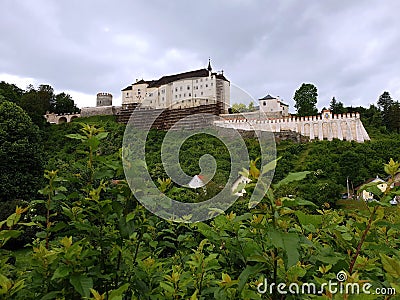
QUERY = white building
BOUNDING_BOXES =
[259,94,289,117]
[121,61,230,113]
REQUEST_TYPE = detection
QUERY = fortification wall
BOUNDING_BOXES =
[80,106,121,118]
[216,112,370,143]
[117,103,223,130]
[44,113,80,124]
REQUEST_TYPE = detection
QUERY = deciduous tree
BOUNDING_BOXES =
[293,83,318,116]
[0,101,44,202]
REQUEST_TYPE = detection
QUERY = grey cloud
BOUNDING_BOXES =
[1,0,400,109]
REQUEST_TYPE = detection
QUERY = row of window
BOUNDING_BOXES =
[174,92,204,99]
[174,83,212,92]
[125,80,214,99]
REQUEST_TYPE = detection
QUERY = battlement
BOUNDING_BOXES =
[96,92,113,107]
[216,111,369,143]
[97,92,113,97]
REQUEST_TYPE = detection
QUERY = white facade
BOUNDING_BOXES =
[122,66,230,113]
[216,110,371,143]
[259,95,289,117]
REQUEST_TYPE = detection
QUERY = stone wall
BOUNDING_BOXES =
[117,103,223,130]
[80,106,121,118]
[216,111,370,143]
[44,113,80,124]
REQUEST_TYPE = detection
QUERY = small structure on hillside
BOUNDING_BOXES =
[259,94,289,117]
[44,112,80,124]
[80,92,121,118]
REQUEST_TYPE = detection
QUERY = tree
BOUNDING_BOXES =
[329,97,346,114]
[377,91,399,132]
[231,103,247,113]
[52,92,80,114]
[293,83,318,116]
[0,101,44,203]
[377,91,393,111]
[18,84,55,127]
[0,81,24,104]
[387,101,400,133]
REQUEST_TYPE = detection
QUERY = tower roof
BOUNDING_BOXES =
[207,58,212,72]
[259,94,276,100]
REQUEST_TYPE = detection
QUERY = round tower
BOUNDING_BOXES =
[96,92,113,107]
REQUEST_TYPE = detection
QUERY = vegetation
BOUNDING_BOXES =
[0,80,399,298]
[0,121,399,299]
[0,101,44,204]
[293,83,318,116]
[0,81,79,128]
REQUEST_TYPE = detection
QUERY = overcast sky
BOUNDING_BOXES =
[1,0,400,111]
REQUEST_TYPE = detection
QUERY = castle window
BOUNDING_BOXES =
[211,82,213,86]
[200,78,202,82]
[206,84,208,88]
[187,86,190,90]
[189,93,191,97]
[263,101,266,106]
[201,92,203,95]
[179,94,181,98]
[206,78,208,81]
[196,80,198,83]
[180,86,182,91]
[175,88,178,92]
[195,94,197,97]
[162,97,164,101]
[175,95,177,99]
[184,93,186,97]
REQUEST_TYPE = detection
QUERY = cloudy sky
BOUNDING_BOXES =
[1,0,400,111]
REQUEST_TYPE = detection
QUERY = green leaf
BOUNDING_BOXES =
[160,282,175,294]
[295,211,322,227]
[40,291,63,300]
[65,133,87,140]
[237,264,265,293]
[274,171,311,189]
[261,157,281,175]
[126,212,135,223]
[380,254,400,278]
[109,283,130,300]
[96,132,109,140]
[51,265,71,280]
[70,275,93,298]
[0,230,21,240]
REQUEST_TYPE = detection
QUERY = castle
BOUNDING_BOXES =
[44,62,371,143]
[121,59,230,113]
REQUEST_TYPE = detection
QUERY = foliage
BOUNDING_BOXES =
[329,97,346,114]
[231,102,256,113]
[0,81,79,127]
[0,120,399,299]
[52,92,80,114]
[0,101,44,203]
[293,83,318,116]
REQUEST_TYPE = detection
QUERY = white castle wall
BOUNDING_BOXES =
[215,111,370,143]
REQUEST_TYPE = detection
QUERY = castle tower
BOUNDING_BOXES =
[96,92,113,107]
